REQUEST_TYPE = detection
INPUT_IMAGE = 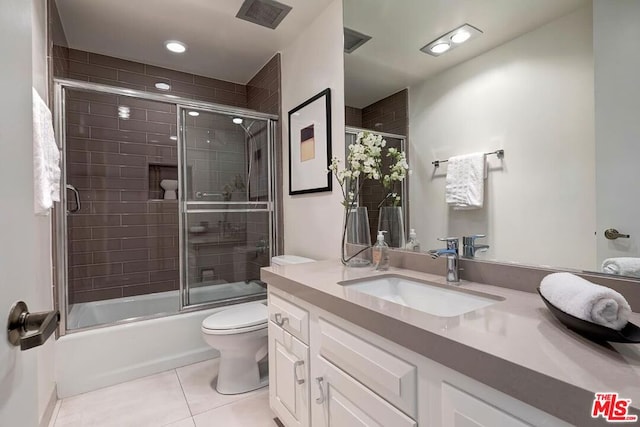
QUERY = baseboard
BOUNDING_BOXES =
[39,385,58,427]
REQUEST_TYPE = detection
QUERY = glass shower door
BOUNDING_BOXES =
[180,107,274,307]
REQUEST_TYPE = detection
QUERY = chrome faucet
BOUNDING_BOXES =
[428,237,460,284]
[462,234,490,258]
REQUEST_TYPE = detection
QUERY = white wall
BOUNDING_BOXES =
[409,5,596,270]
[280,0,345,260]
[593,0,640,265]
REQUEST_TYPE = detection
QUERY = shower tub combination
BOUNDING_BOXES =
[53,79,277,397]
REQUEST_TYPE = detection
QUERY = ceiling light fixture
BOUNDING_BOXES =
[451,30,471,44]
[165,40,187,53]
[188,111,200,117]
[155,82,171,91]
[232,117,243,125]
[420,23,482,57]
[170,136,178,141]
[430,42,451,54]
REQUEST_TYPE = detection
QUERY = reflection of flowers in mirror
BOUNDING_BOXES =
[380,147,410,207]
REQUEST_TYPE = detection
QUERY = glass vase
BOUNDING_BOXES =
[378,206,406,248]
[341,206,372,267]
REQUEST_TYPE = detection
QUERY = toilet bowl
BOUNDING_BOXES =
[201,302,269,394]
[201,255,314,395]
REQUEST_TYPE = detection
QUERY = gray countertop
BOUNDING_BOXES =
[261,260,640,427]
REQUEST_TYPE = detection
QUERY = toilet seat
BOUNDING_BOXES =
[202,302,267,335]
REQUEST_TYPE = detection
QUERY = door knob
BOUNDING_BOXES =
[7,301,59,350]
[604,228,630,240]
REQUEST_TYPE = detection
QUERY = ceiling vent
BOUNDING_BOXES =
[236,0,292,30]
[344,28,372,54]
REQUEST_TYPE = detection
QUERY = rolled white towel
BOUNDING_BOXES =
[540,272,631,330]
[602,257,640,277]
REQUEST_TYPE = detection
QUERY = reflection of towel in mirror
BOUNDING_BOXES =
[445,152,486,210]
[540,272,631,330]
[602,257,640,277]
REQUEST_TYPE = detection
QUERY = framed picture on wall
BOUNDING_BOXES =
[288,88,332,195]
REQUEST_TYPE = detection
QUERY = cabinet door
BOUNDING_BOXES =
[442,383,531,427]
[269,321,309,427]
[316,357,416,427]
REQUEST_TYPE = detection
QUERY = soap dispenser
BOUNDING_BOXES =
[405,229,421,252]
[372,231,390,271]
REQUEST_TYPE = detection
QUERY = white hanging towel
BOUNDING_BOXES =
[32,88,61,215]
[445,152,486,209]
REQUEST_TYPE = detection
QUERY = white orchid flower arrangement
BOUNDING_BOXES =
[328,131,410,264]
[328,131,385,208]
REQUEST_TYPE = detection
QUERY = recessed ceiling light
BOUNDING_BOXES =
[188,111,200,117]
[155,82,171,91]
[420,23,483,57]
[232,117,243,125]
[451,30,471,44]
[430,42,450,54]
[165,40,187,53]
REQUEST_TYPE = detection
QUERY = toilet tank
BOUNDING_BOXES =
[271,255,315,266]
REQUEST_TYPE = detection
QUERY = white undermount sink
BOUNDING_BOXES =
[339,274,504,317]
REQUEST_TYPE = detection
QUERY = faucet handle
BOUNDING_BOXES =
[437,236,459,250]
[463,234,486,245]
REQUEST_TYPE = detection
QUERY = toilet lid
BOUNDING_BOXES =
[202,302,268,330]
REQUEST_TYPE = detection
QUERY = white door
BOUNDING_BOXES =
[594,1,640,274]
[269,322,309,427]
[0,1,56,426]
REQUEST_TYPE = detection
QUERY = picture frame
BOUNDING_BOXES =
[288,88,332,195]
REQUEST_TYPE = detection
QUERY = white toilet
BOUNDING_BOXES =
[201,255,314,395]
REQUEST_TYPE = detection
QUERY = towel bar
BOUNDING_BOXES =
[432,149,504,168]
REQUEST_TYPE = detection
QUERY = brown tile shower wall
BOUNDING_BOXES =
[345,106,363,128]
[65,90,180,304]
[361,89,408,135]
[52,46,247,107]
[247,54,283,258]
[57,47,282,302]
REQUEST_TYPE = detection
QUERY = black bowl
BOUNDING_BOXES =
[537,288,640,343]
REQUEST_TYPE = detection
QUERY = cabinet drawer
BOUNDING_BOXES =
[441,382,531,427]
[319,319,417,418]
[318,356,416,427]
[269,292,309,344]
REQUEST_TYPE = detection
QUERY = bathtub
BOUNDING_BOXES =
[56,281,266,398]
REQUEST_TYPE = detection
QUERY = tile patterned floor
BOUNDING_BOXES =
[49,359,276,427]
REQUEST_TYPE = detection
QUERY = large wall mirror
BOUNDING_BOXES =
[343,0,640,279]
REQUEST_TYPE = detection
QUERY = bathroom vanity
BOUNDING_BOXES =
[262,261,640,427]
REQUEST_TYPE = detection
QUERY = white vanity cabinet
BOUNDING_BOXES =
[267,288,568,427]
[268,293,310,427]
